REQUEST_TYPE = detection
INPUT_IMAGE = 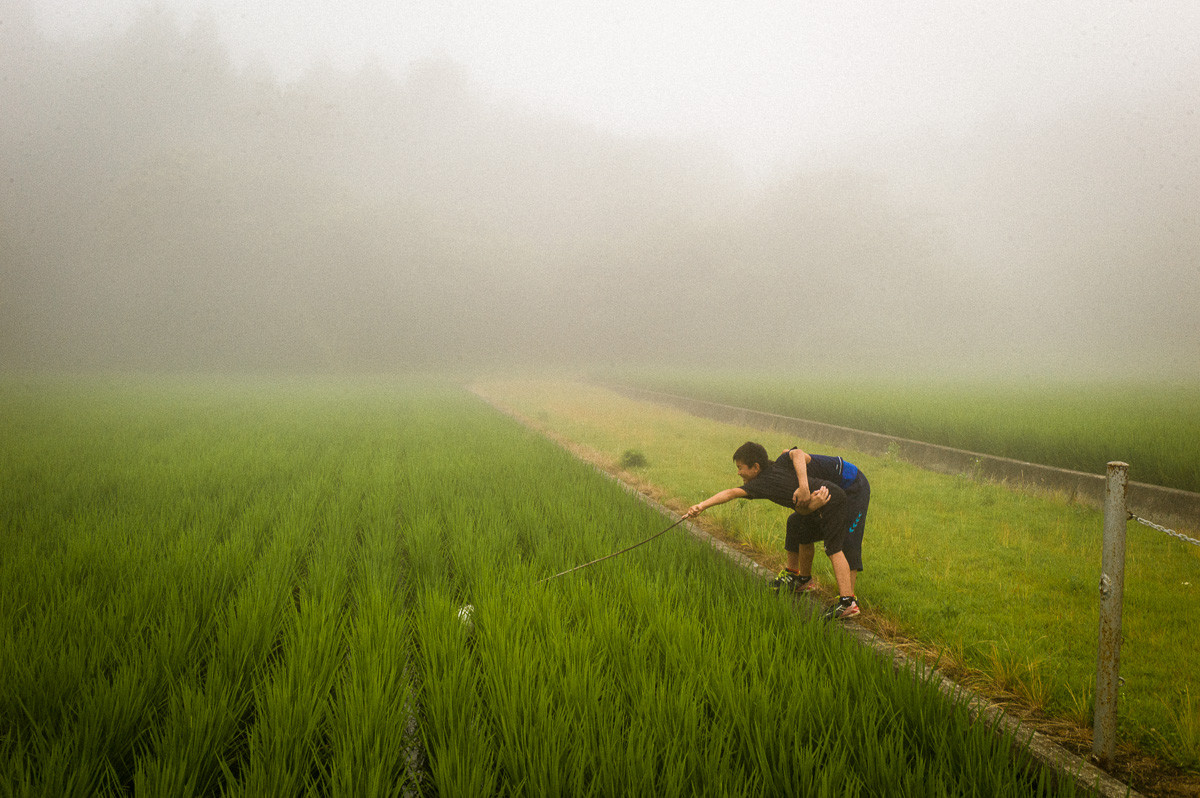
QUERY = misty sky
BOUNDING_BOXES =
[29,0,1200,179]
[5,1,1199,376]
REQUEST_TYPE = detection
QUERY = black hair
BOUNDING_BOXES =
[732,441,771,472]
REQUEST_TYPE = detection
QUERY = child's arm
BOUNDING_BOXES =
[794,480,844,515]
[788,448,812,505]
[793,484,829,515]
[686,487,748,518]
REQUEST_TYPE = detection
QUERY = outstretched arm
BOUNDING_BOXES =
[686,487,748,518]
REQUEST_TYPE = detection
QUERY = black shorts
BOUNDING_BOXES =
[784,473,869,571]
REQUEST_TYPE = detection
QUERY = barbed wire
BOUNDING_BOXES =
[1128,512,1200,548]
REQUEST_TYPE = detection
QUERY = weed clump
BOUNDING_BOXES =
[618,449,648,469]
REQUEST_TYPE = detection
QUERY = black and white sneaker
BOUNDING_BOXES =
[822,596,860,620]
[770,569,817,594]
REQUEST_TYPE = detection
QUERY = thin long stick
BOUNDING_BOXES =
[533,514,690,585]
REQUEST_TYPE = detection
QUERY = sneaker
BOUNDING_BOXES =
[823,597,860,620]
[770,569,817,594]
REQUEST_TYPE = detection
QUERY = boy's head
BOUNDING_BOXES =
[733,441,771,483]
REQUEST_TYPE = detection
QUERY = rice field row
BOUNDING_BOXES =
[1,377,1084,795]
[617,372,1200,494]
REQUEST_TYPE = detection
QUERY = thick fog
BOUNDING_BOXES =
[2,0,1197,377]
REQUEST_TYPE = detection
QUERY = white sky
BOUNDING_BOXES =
[27,1,1200,176]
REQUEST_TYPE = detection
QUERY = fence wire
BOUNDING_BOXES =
[1128,512,1200,548]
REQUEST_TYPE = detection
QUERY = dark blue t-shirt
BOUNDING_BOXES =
[805,452,860,489]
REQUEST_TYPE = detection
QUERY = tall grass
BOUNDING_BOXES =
[411,507,1078,796]
[1,376,1085,795]
[399,393,1080,795]
[0,377,429,794]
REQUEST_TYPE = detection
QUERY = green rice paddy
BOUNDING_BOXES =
[0,377,1083,796]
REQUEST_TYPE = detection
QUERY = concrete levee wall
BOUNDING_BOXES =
[607,384,1200,534]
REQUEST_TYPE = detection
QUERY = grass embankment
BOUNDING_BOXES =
[0,376,1079,796]
[619,373,1200,494]
[474,378,1200,782]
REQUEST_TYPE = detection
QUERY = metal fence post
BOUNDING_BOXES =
[1093,461,1129,768]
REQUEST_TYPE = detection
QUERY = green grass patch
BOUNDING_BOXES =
[475,379,1200,773]
[615,371,1200,494]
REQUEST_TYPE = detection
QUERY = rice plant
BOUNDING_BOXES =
[0,377,1085,795]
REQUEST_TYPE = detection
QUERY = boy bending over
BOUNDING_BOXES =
[686,441,870,620]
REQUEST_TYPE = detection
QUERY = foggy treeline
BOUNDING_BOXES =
[2,1,1197,376]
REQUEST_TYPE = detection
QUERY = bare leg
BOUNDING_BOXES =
[829,551,854,597]
[790,543,815,576]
